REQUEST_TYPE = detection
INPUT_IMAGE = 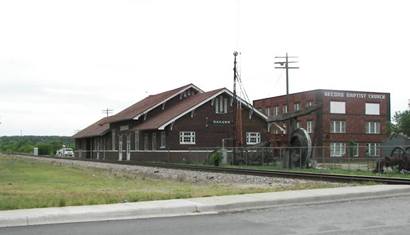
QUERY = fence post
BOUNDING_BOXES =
[321,147,324,168]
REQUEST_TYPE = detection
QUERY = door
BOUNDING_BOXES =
[118,134,123,161]
[126,134,131,161]
[96,138,100,160]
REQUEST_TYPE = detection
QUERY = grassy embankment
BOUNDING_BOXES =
[0,155,339,210]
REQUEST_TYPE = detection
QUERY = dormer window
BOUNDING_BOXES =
[214,96,228,114]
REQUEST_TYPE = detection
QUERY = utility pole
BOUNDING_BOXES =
[275,53,299,168]
[102,108,113,118]
[232,51,239,165]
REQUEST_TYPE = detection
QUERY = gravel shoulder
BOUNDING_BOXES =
[5,154,349,188]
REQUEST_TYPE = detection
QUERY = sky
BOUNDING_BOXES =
[0,0,409,136]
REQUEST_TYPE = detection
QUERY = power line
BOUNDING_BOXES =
[274,52,299,169]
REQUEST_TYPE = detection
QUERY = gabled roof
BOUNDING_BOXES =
[135,88,268,131]
[108,83,203,123]
[72,116,111,138]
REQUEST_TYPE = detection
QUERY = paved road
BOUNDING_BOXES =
[2,195,410,235]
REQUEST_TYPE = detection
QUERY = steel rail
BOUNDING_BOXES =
[5,153,410,185]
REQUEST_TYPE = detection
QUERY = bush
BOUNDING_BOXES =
[38,144,52,155]
[209,150,223,166]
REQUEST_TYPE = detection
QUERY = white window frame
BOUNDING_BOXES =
[265,108,270,117]
[214,96,228,114]
[330,142,346,157]
[330,120,346,133]
[366,121,381,134]
[330,101,346,114]
[306,120,313,134]
[246,132,261,145]
[365,103,380,115]
[367,143,380,157]
[350,143,359,157]
[179,131,196,145]
[283,105,288,114]
[274,106,279,116]
[294,103,301,112]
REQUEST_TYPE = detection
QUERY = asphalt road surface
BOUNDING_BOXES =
[2,195,410,235]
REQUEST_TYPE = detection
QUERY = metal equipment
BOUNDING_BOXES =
[289,128,312,168]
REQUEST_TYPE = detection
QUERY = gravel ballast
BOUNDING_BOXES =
[3,155,346,187]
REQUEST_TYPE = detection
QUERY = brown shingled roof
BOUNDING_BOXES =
[108,83,201,123]
[72,116,111,138]
[134,88,225,130]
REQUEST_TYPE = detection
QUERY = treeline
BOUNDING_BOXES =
[0,136,74,155]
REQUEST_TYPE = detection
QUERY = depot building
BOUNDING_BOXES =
[253,89,391,158]
[73,84,269,162]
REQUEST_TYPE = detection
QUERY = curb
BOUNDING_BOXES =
[1,185,410,228]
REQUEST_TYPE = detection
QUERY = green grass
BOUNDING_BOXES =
[0,156,339,210]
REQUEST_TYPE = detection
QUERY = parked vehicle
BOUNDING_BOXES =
[56,147,74,157]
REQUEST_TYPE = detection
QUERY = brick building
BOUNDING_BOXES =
[73,84,269,162]
[253,89,391,158]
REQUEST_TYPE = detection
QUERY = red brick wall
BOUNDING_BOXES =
[253,89,390,158]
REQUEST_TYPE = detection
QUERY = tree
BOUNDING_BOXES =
[392,110,410,136]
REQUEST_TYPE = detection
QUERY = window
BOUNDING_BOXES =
[134,130,139,150]
[214,96,228,114]
[330,101,346,114]
[144,134,149,150]
[112,130,116,150]
[296,121,301,128]
[348,143,359,157]
[294,103,301,112]
[274,106,279,116]
[306,101,313,108]
[265,108,271,117]
[367,143,380,157]
[246,132,261,145]
[366,121,380,134]
[330,120,346,133]
[330,142,346,157]
[152,132,157,150]
[179,131,196,144]
[365,103,380,115]
[282,105,288,114]
[268,107,273,117]
[160,131,166,148]
[306,120,313,133]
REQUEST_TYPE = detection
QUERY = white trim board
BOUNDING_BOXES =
[158,88,268,130]
[133,84,203,120]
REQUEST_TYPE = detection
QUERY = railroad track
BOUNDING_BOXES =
[5,153,410,185]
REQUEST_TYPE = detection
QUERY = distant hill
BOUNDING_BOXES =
[0,136,74,155]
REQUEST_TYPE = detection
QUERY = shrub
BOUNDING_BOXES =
[37,144,52,155]
[209,150,223,166]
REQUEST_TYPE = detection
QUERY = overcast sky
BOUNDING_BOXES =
[0,0,409,136]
